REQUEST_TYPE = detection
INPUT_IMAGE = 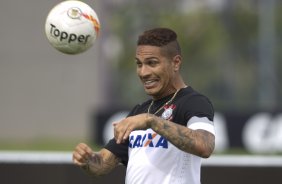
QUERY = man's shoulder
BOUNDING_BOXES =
[128,99,151,116]
[179,86,212,103]
[176,87,214,120]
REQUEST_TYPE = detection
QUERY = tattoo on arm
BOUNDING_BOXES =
[149,115,215,158]
[83,148,121,176]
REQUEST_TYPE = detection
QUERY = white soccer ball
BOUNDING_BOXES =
[45,0,100,54]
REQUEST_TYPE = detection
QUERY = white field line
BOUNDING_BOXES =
[0,151,72,164]
[0,151,282,167]
[202,154,282,167]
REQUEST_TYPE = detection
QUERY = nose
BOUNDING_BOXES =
[137,65,150,78]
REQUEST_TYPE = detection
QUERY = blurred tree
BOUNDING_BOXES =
[102,0,281,112]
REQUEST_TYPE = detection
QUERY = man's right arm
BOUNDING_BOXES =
[73,143,121,176]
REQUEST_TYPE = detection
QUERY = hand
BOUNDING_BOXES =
[114,113,151,144]
[72,143,94,169]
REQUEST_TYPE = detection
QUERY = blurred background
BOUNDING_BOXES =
[0,0,281,155]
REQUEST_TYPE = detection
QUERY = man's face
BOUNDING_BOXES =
[135,45,177,99]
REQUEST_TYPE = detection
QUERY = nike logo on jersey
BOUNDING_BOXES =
[129,133,168,149]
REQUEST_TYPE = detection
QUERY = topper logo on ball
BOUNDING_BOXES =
[48,23,91,44]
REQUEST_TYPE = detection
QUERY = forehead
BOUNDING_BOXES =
[136,45,162,59]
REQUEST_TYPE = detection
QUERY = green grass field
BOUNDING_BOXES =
[0,139,101,151]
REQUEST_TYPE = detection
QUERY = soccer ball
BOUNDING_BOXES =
[45,0,100,54]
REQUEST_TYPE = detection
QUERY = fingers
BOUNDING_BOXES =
[114,121,129,144]
[72,143,93,166]
[113,114,150,144]
[112,119,123,126]
[114,119,134,144]
[114,124,125,144]
[122,126,133,142]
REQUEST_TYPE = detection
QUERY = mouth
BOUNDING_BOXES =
[143,79,159,89]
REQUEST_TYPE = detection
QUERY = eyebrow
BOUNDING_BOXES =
[135,56,158,62]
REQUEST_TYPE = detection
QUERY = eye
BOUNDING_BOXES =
[147,59,158,67]
[136,60,142,68]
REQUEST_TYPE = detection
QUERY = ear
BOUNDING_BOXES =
[172,55,182,72]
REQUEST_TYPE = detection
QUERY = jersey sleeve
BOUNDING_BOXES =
[104,138,129,166]
[103,104,141,166]
[182,95,215,134]
[183,95,214,122]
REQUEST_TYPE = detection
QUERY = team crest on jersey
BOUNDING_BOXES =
[161,104,176,120]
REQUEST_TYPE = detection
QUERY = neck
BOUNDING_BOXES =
[151,75,187,100]
[152,84,187,101]
[148,87,181,115]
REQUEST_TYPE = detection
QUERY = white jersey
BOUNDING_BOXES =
[105,87,215,184]
[126,116,215,184]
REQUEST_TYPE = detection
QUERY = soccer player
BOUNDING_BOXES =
[73,28,215,184]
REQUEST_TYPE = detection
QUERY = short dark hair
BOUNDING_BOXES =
[137,28,181,58]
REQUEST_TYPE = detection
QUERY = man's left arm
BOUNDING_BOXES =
[147,114,215,158]
[114,113,215,158]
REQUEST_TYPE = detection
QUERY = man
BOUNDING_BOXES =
[73,28,215,184]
